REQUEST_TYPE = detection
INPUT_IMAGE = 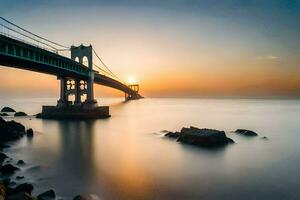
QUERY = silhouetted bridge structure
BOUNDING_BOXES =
[0,17,142,119]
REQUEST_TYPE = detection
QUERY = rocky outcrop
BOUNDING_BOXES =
[37,190,56,200]
[165,131,180,138]
[26,129,33,137]
[0,117,26,142]
[0,164,19,175]
[165,126,234,148]
[235,129,258,136]
[0,153,8,163]
[1,107,15,113]
[14,112,27,117]
[0,114,8,117]
[11,183,34,195]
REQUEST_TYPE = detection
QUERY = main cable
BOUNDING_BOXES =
[0,16,69,49]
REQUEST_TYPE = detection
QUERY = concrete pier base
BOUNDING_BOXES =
[39,105,110,119]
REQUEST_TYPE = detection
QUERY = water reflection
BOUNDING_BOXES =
[2,98,300,200]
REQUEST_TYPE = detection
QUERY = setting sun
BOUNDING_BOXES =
[127,76,136,85]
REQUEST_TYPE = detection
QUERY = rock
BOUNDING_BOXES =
[35,113,42,119]
[0,119,25,142]
[1,107,16,113]
[16,176,24,180]
[11,183,34,195]
[0,152,8,162]
[0,182,6,200]
[235,129,258,136]
[176,126,234,148]
[14,112,27,117]
[0,144,10,149]
[37,190,55,200]
[73,195,95,200]
[261,136,268,139]
[26,129,33,137]
[0,113,8,117]
[17,160,25,165]
[165,131,180,138]
[7,192,36,200]
[0,164,19,174]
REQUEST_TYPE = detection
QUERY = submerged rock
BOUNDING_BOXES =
[165,131,180,138]
[11,183,34,195]
[14,112,27,117]
[235,129,258,136]
[7,192,36,200]
[17,160,25,165]
[165,126,234,148]
[0,152,8,163]
[261,136,268,140]
[0,113,8,116]
[26,129,33,137]
[37,189,56,200]
[1,107,16,113]
[16,176,24,180]
[0,164,19,174]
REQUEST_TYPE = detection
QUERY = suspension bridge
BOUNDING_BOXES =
[0,17,143,119]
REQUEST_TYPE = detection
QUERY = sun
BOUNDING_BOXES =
[127,76,136,84]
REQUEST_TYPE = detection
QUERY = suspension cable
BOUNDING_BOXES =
[0,16,69,49]
[92,48,123,82]
[0,23,59,51]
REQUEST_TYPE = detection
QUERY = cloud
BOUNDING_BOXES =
[266,55,279,60]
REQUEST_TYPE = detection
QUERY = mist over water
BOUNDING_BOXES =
[1,98,300,200]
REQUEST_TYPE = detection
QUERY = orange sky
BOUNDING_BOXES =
[0,1,299,98]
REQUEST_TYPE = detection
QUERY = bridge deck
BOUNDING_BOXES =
[0,34,142,97]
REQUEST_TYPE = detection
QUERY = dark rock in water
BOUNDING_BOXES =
[37,189,56,200]
[165,126,234,148]
[165,131,180,138]
[0,152,8,162]
[0,113,8,116]
[261,136,268,139]
[7,192,36,200]
[26,129,33,137]
[36,113,42,118]
[16,176,24,180]
[14,112,27,117]
[0,118,26,142]
[235,129,258,136]
[0,164,19,174]
[73,194,95,200]
[1,107,16,113]
[17,160,25,165]
[177,127,234,148]
[0,144,10,149]
[11,183,34,195]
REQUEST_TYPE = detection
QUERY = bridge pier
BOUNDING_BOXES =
[40,44,110,119]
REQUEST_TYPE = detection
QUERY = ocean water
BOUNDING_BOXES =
[1,98,300,200]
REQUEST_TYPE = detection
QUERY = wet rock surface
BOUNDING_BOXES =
[1,107,16,113]
[0,164,19,175]
[14,112,27,117]
[37,189,56,200]
[26,129,33,137]
[0,117,26,143]
[165,126,234,148]
[235,129,258,136]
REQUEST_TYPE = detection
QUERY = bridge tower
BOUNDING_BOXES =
[125,84,140,100]
[57,44,97,108]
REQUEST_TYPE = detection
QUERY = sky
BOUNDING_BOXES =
[0,0,299,98]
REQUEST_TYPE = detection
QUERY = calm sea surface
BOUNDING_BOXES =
[1,98,300,200]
